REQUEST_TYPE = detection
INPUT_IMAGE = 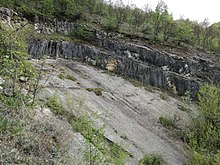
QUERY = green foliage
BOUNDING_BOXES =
[0,23,35,79]
[45,95,64,115]
[175,19,193,45]
[185,84,220,164]
[86,88,103,96]
[72,24,96,41]
[74,112,127,164]
[130,8,146,32]
[41,0,55,15]
[1,0,220,51]
[139,154,164,165]
[0,104,63,164]
[160,93,169,100]
[159,113,181,129]
[0,92,30,109]
[0,22,36,108]
[101,15,119,31]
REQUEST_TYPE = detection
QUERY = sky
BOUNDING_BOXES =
[122,0,219,23]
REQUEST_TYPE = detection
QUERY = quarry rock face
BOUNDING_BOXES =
[29,38,207,97]
[34,20,75,34]
[1,7,218,97]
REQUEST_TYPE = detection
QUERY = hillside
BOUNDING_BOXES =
[1,2,220,165]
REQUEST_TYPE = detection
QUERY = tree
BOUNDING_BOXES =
[114,0,126,23]
[129,7,146,32]
[192,21,203,46]
[41,0,54,15]
[174,18,193,45]
[152,0,169,36]
[54,0,77,16]
[186,84,220,164]
[161,13,175,41]
[0,22,35,96]
[199,19,219,50]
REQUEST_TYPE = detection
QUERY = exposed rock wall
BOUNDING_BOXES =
[1,7,217,97]
[34,19,75,34]
[95,39,220,85]
[29,39,201,97]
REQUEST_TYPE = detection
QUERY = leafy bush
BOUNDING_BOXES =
[71,24,95,41]
[101,15,119,31]
[86,88,103,96]
[185,84,220,164]
[159,113,181,129]
[139,154,164,165]
[45,95,63,115]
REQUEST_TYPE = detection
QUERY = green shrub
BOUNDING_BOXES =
[86,88,103,96]
[101,16,119,31]
[71,24,95,41]
[45,95,63,115]
[159,113,180,129]
[185,84,220,164]
[65,74,77,81]
[160,93,169,100]
[59,72,76,81]
[139,154,164,165]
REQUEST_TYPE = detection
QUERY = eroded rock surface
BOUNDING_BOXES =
[37,59,189,165]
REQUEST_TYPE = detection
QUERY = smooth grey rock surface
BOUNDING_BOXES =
[37,59,190,165]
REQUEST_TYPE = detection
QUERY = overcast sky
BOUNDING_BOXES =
[122,0,219,23]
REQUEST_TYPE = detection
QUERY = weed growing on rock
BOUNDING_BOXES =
[159,113,181,129]
[86,88,104,96]
[59,72,77,81]
[139,154,164,165]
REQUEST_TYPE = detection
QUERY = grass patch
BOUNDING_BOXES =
[160,93,169,100]
[139,154,164,165]
[45,95,64,115]
[159,113,181,129]
[86,88,103,96]
[59,73,77,82]
[177,103,191,112]
[0,100,63,164]
[65,74,77,81]
[120,134,128,140]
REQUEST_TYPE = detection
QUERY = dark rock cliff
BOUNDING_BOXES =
[28,38,206,97]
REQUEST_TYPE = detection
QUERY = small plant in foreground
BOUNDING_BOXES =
[59,72,77,81]
[139,154,164,165]
[86,88,103,96]
[159,113,181,129]
[185,84,220,164]
[160,93,169,100]
[45,95,63,115]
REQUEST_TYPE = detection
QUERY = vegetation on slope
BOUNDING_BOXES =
[185,84,220,164]
[0,20,63,164]
[1,0,220,52]
[0,16,128,164]
[1,1,220,164]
